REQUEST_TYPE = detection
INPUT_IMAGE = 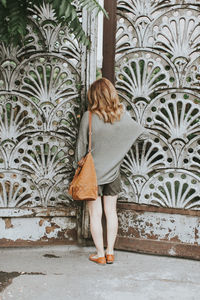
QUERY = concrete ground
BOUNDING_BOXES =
[0,245,200,300]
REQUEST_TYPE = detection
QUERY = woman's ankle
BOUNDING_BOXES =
[97,249,105,257]
[105,248,114,255]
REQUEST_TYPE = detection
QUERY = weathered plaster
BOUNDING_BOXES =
[0,217,77,242]
[118,210,200,245]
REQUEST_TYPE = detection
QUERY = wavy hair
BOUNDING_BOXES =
[87,77,124,123]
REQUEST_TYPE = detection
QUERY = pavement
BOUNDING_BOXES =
[0,245,200,300]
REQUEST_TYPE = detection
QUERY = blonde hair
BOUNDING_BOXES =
[87,77,124,124]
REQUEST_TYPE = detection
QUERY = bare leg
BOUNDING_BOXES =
[103,195,118,254]
[87,196,105,257]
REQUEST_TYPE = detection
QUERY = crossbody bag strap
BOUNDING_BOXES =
[88,111,92,152]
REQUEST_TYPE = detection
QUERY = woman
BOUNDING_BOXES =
[75,78,145,265]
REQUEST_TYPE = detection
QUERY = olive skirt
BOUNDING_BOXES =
[98,175,122,196]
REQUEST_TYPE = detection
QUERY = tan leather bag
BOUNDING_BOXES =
[68,111,98,201]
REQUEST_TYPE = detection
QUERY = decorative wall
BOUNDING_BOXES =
[0,2,94,245]
[116,0,200,210]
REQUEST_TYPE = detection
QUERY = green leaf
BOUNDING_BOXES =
[1,0,6,7]
[64,4,71,19]
[79,0,108,18]
[59,0,67,18]
[71,9,77,21]
[0,0,106,47]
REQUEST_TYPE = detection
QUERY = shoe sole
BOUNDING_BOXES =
[89,257,106,265]
[89,260,106,265]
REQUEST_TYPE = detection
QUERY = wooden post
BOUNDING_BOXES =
[102,0,117,85]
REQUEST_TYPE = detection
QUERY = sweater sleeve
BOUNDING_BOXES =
[75,111,89,163]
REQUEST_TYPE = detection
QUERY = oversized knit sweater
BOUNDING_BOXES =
[75,110,145,185]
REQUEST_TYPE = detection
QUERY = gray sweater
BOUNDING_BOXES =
[75,110,145,185]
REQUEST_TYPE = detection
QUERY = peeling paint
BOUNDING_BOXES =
[0,207,77,218]
[45,225,59,234]
[0,217,77,243]
[118,210,200,245]
[3,218,13,229]
[39,219,45,226]
[168,247,176,256]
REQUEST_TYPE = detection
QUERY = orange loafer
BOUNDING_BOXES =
[106,254,114,264]
[89,254,106,265]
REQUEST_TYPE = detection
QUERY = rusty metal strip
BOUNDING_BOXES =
[117,202,200,217]
[0,207,77,218]
[115,236,200,260]
[0,238,77,247]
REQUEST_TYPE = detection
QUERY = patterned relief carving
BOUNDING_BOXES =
[0,3,84,208]
[117,0,200,209]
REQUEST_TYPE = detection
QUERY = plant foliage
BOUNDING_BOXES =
[0,0,108,47]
